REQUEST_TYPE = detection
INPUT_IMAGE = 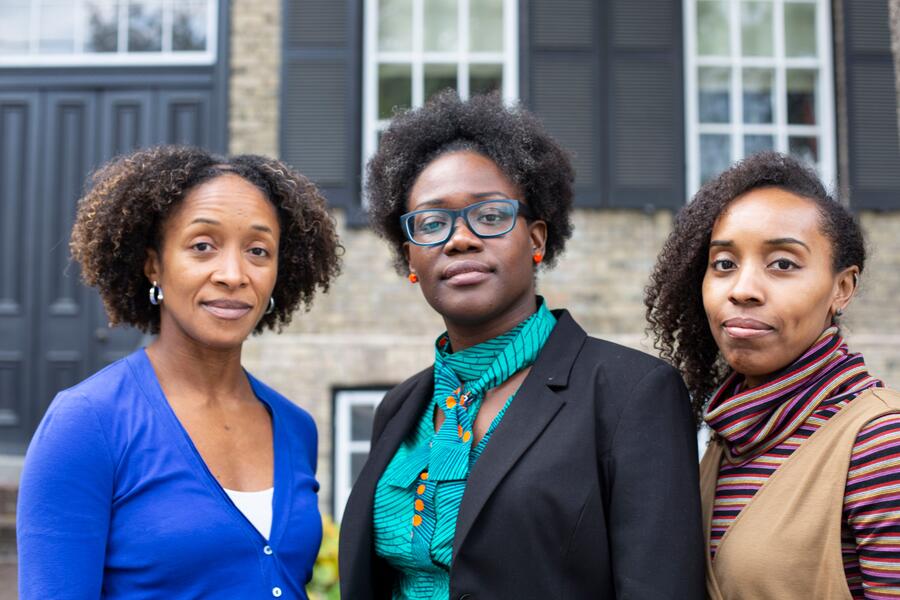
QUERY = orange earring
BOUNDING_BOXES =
[408,273,419,284]
[532,252,543,265]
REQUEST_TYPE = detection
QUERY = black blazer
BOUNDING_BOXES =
[339,310,705,599]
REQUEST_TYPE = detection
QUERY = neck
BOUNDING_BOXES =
[444,293,538,352]
[145,326,248,404]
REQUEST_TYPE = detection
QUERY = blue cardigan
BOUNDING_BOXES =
[17,349,322,599]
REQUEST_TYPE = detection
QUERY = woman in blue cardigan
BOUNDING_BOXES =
[17,146,341,599]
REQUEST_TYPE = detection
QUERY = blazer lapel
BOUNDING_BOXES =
[452,310,586,557]
[340,369,433,597]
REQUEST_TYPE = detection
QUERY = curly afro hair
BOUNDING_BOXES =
[644,152,867,423]
[70,145,342,334]
[366,90,575,273]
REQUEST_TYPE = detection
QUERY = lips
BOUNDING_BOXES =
[441,260,492,286]
[201,299,253,320]
[722,317,775,339]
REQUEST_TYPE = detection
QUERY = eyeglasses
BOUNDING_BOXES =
[400,199,533,247]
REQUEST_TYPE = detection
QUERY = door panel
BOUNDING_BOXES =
[0,93,39,451]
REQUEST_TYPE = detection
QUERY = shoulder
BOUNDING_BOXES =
[45,350,147,423]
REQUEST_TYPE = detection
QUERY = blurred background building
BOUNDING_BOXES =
[1,0,899,578]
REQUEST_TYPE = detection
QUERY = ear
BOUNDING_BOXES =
[832,265,860,316]
[402,241,414,275]
[144,248,161,284]
[528,220,548,257]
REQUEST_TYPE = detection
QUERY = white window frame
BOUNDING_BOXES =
[684,0,836,196]
[0,0,217,67]
[333,388,390,522]
[362,0,519,173]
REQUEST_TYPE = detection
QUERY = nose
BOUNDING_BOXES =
[442,216,483,255]
[212,246,249,288]
[728,264,764,305]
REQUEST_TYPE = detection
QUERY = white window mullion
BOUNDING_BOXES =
[362,0,379,190]
[684,0,700,195]
[502,0,518,104]
[118,0,128,53]
[162,0,173,53]
[773,0,788,154]
[411,0,424,107]
[74,0,85,54]
[817,0,837,190]
[729,0,743,163]
[458,0,470,99]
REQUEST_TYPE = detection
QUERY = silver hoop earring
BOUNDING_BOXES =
[149,281,164,306]
[265,297,275,315]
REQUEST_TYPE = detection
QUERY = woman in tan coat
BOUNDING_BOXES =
[646,152,900,599]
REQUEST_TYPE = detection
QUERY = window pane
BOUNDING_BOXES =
[469,0,502,52]
[84,1,119,53]
[697,0,729,56]
[351,452,369,485]
[128,1,162,52]
[700,134,731,183]
[699,67,731,124]
[743,68,774,124]
[378,63,412,119]
[741,1,773,57]
[787,69,817,124]
[789,136,818,165]
[39,1,76,53]
[424,63,457,101]
[351,404,375,441]
[0,3,29,54]
[744,134,774,156]
[785,2,816,58]
[379,0,412,52]
[470,63,503,96]
[424,0,457,52]
[173,1,208,51]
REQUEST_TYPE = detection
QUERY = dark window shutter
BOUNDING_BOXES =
[523,0,603,207]
[843,0,900,209]
[281,0,362,213]
[522,0,684,209]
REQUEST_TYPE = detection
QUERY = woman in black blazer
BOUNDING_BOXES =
[339,91,705,599]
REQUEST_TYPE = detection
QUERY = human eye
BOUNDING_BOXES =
[192,241,215,252]
[769,258,799,271]
[474,204,513,227]
[248,246,270,258]
[415,213,449,234]
[711,258,737,271]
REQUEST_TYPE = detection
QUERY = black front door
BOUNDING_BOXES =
[0,68,226,452]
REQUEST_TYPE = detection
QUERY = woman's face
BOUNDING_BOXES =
[404,151,546,330]
[701,187,857,387]
[144,173,280,351]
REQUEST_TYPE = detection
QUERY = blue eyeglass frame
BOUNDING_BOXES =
[399,198,534,247]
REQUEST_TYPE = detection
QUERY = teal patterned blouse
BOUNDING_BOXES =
[372,301,557,599]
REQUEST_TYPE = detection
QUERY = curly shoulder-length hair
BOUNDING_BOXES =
[366,90,575,273]
[645,152,867,422]
[70,145,342,334]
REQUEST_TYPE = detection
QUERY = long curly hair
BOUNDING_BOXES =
[366,90,575,273]
[644,152,867,422]
[70,145,342,334]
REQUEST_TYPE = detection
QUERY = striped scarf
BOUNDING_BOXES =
[705,327,883,464]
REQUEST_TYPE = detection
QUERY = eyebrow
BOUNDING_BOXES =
[708,238,810,250]
[188,217,273,234]
[414,191,511,210]
[765,237,810,251]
